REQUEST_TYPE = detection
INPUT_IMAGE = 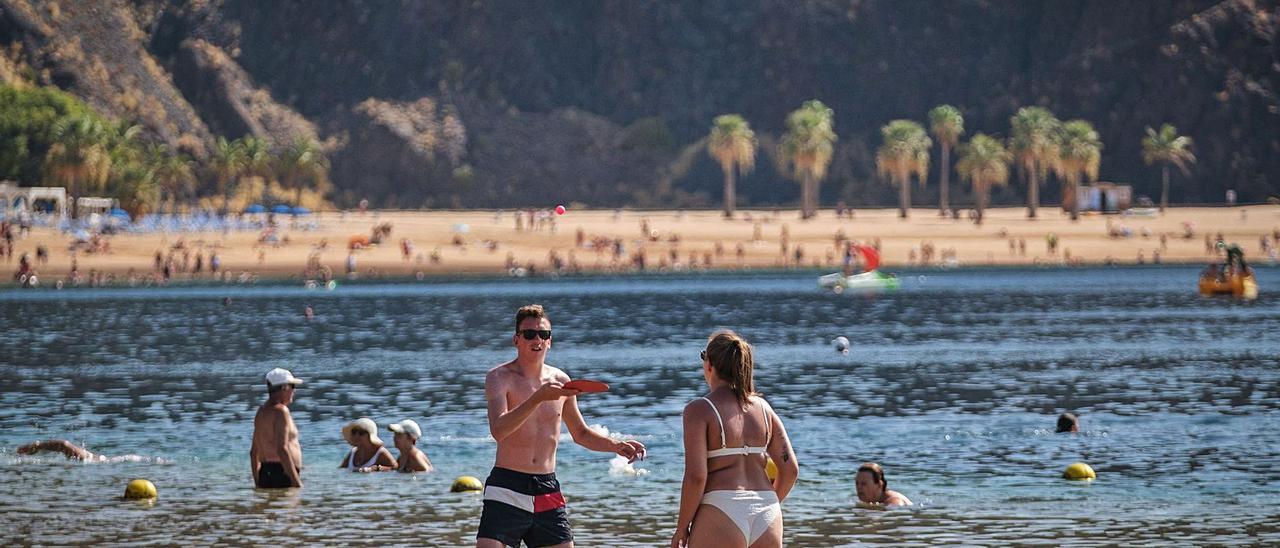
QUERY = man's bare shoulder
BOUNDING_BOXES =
[544,364,569,382]
[486,361,518,385]
[256,402,290,420]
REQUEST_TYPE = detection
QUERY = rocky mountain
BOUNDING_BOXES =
[2,0,1276,208]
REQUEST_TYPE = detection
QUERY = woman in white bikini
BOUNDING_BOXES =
[339,417,398,472]
[672,331,799,548]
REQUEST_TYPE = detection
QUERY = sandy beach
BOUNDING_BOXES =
[4,205,1278,285]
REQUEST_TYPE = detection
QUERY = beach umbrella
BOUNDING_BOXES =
[109,208,130,219]
[244,204,266,214]
[291,206,311,216]
[271,204,292,214]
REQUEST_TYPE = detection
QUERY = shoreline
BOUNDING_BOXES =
[3,205,1277,288]
[2,261,1268,292]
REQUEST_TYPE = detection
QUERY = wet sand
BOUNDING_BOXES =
[4,205,1278,283]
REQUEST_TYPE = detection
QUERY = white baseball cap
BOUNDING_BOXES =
[387,419,422,440]
[342,417,384,446]
[265,368,303,388]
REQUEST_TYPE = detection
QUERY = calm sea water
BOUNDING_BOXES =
[2,267,1278,546]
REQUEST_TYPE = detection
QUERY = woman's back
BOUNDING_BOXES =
[700,392,774,492]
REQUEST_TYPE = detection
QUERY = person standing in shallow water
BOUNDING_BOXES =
[476,304,646,548]
[250,368,304,488]
[672,331,799,548]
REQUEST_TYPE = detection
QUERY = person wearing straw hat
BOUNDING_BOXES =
[388,419,433,473]
[251,368,304,488]
[340,417,398,472]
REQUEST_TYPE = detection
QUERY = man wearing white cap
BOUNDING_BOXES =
[388,419,433,473]
[250,368,304,488]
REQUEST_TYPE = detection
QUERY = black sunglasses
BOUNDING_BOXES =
[518,329,552,340]
[700,350,707,362]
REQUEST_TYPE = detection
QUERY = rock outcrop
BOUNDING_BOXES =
[3,0,1276,206]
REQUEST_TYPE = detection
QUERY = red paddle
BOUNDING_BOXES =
[564,379,610,393]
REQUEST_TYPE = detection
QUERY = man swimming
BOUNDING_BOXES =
[250,368,304,489]
[855,462,912,507]
[16,439,105,461]
[855,460,916,507]
[1056,412,1079,433]
[476,304,646,548]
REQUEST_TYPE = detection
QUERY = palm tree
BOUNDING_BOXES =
[1142,124,1195,213]
[929,105,964,216]
[147,144,194,213]
[956,133,1011,225]
[275,137,330,208]
[876,120,931,219]
[104,120,143,155]
[238,136,273,205]
[44,114,112,217]
[779,100,837,219]
[1055,120,1102,221]
[111,158,160,217]
[707,114,757,218]
[1009,107,1061,219]
[208,136,244,215]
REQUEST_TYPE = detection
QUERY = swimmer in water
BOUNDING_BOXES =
[855,462,912,507]
[1056,412,1079,433]
[16,439,106,462]
[340,418,397,472]
[387,419,433,473]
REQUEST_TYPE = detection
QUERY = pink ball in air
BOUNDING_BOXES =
[555,205,566,215]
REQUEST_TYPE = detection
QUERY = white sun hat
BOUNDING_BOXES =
[265,368,303,387]
[387,419,422,440]
[342,417,384,446]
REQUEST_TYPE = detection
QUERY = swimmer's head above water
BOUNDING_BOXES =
[1056,412,1079,433]
[856,462,912,507]
[388,419,421,447]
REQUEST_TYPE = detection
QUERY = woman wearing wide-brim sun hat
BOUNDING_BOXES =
[340,417,398,472]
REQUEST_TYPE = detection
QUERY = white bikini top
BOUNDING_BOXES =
[347,446,385,470]
[701,396,771,459]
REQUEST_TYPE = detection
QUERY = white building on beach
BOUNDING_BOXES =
[1,180,69,219]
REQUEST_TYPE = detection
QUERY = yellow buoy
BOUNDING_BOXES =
[124,479,158,499]
[1063,462,1096,481]
[451,475,484,493]
[766,457,778,482]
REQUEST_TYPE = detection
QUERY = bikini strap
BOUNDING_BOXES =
[755,397,772,447]
[700,397,727,449]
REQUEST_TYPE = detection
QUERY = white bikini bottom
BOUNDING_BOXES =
[700,489,781,545]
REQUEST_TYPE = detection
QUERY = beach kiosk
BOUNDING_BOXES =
[1072,182,1132,213]
[1,181,69,219]
[75,197,118,219]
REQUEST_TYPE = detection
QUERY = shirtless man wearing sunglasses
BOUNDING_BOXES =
[476,304,646,548]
